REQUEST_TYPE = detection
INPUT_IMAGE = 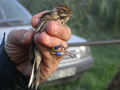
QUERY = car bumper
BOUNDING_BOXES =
[41,55,94,86]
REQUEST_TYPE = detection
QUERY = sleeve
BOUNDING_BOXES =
[0,33,29,89]
[0,33,18,88]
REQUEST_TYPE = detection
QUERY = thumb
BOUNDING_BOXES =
[7,29,33,46]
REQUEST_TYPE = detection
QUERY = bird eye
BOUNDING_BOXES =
[60,9,65,13]
[63,9,66,12]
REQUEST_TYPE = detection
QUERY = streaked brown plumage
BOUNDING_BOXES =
[28,4,72,90]
[33,4,72,32]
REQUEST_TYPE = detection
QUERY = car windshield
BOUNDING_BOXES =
[0,0,32,26]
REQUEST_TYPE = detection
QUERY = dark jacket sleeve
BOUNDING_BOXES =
[0,33,18,88]
[0,33,30,90]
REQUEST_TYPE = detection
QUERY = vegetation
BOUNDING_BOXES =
[19,0,120,90]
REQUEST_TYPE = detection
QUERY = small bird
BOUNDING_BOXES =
[28,4,72,90]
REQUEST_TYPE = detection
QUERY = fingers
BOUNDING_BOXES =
[31,12,71,41]
[7,30,33,46]
[31,11,49,27]
[31,11,71,48]
[37,44,63,60]
[46,21,71,41]
[33,21,71,48]
[36,44,63,82]
[34,32,68,48]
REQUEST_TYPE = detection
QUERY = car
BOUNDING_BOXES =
[0,0,94,86]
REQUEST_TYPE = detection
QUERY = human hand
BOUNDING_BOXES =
[5,11,71,82]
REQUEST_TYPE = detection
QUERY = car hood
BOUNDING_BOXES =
[0,26,87,44]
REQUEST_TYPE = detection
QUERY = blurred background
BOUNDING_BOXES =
[18,0,120,90]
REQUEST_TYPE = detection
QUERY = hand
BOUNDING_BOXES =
[5,11,71,82]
